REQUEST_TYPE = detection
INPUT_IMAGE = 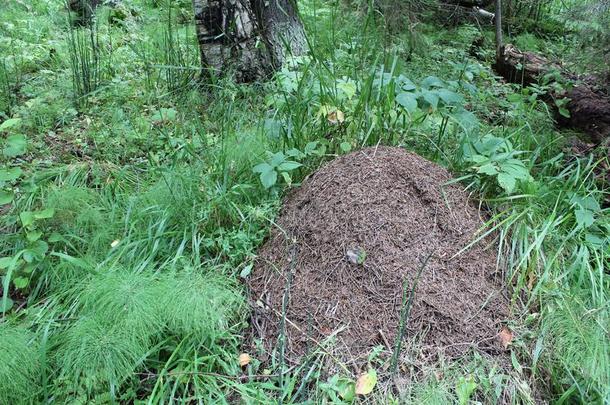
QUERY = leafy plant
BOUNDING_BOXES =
[1,208,56,312]
[463,134,533,194]
[0,117,26,206]
[253,142,323,189]
[456,375,477,405]
[319,374,356,403]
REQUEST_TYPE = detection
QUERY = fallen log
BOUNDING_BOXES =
[494,44,610,143]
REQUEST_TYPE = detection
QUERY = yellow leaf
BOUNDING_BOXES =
[327,109,345,125]
[238,353,251,367]
[355,369,377,395]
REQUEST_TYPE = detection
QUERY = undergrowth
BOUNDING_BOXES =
[0,0,608,403]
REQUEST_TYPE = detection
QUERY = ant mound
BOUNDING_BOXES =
[248,146,509,367]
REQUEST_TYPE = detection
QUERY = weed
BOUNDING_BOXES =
[0,0,608,402]
[0,324,42,404]
[67,21,101,107]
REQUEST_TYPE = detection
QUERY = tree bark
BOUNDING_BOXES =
[192,0,306,82]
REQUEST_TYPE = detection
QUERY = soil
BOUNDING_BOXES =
[248,146,509,369]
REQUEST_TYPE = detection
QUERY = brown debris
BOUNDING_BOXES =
[248,147,509,368]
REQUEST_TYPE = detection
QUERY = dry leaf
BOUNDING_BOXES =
[355,369,377,396]
[238,353,251,367]
[327,109,345,125]
[499,326,513,349]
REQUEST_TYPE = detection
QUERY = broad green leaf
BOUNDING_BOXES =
[569,194,600,212]
[277,161,302,171]
[456,375,477,405]
[0,297,14,312]
[151,108,177,122]
[340,142,352,153]
[558,107,570,118]
[13,277,29,289]
[451,110,479,133]
[21,263,36,274]
[396,75,417,91]
[3,134,27,157]
[34,208,55,219]
[280,171,292,186]
[270,152,285,167]
[497,172,517,193]
[253,163,273,174]
[286,148,303,158]
[0,167,22,183]
[575,209,595,228]
[507,93,523,103]
[511,350,523,374]
[478,163,499,175]
[304,141,319,155]
[470,154,488,164]
[585,232,604,247]
[336,378,356,401]
[264,119,282,139]
[421,90,439,110]
[48,232,64,243]
[0,257,13,269]
[0,189,13,204]
[437,88,464,105]
[396,92,418,113]
[355,369,377,396]
[0,117,22,131]
[421,76,445,89]
[23,240,49,263]
[337,79,357,100]
[26,230,42,242]
[20,211,34,227]
[260,170,278,189]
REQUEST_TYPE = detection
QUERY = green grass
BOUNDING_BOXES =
[0,0,608,403]
[0,324,42,403]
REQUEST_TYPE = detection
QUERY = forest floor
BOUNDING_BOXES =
[0,1,608,404]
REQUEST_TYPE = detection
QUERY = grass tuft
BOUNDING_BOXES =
[0,324,42,404]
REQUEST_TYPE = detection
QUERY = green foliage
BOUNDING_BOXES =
[463,134,533,194]
[52,267,243,398]
[0,324,42,404]
[0,0,608,403]
[455,375,477,405]
[0,207,55,312]
[253,142,324,189]
[67,23,101,107]
[544,293,610,402]
[55,315,149,395]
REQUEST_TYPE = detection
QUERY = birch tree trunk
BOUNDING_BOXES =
[192,0,306,82]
